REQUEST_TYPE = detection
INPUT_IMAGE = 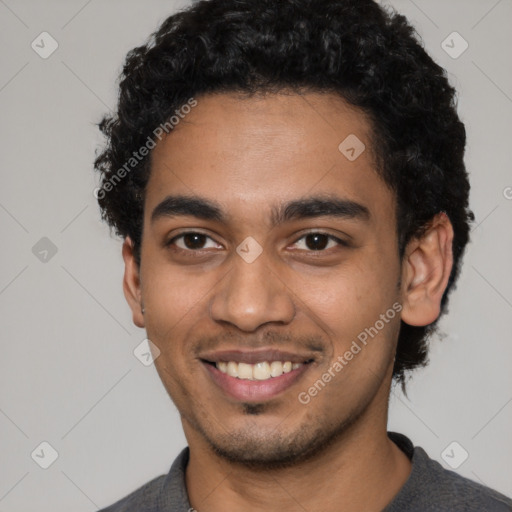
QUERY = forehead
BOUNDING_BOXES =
[146,91,394,228]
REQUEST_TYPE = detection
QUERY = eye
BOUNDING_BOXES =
[167,232,222,251]
[292,232,347,251]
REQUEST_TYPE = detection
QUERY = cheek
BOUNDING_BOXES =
[144,266,212,402]
[295,253,401,367]
[307,265,397,327]
[141,263,212,352]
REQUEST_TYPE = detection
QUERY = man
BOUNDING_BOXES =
[94,0,512,510]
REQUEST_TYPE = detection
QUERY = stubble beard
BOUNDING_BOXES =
[187,397,369,470]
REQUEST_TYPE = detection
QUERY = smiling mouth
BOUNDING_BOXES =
[202,358,313,402]
[199,349,317,401]
[212,360,305,381]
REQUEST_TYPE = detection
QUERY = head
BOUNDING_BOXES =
[94,0,473,466]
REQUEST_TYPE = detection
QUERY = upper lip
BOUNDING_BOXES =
[199,348,316,365]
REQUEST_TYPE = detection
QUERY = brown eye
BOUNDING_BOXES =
[181,233,207,249]
[304,233,329,250]
[293,232,347,251]
[167,232,221,251]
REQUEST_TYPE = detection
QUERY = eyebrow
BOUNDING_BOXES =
[150,194,370,226]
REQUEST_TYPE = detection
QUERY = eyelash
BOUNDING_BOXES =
[165,231,349,253]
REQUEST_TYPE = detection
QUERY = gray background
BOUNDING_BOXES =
[0,0,511,510]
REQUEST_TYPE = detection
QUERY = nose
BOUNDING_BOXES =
[209,249,296,332]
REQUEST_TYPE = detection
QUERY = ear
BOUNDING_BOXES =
[122,237,145,328]
[400,212,454,327]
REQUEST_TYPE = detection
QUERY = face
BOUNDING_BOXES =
[132,92,404,466]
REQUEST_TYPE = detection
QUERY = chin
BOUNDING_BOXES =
[199,411,357,470]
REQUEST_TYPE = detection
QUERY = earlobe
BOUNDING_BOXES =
[400,213,454,327]
[122,237,145,328]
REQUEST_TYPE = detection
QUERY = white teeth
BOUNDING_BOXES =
[270,361,283,377]
[215,360,303,380]
[238,362,254,380]
[227,361,239,378]
[253,362,271,380]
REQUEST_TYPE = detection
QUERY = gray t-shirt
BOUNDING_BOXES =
[99,432,512,511]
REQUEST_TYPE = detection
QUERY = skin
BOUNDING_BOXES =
[122,91,454,512]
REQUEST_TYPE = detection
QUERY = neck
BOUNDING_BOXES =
[184,381,411,512]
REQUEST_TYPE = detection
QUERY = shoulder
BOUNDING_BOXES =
[415,447,512,511]
[98,474,167,512]
[386,433,512,512]
[97,448,190,512]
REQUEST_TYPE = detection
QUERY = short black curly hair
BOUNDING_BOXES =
[94,0,473,385]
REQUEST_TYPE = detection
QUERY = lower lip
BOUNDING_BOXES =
[203,362,309,402]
